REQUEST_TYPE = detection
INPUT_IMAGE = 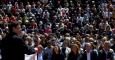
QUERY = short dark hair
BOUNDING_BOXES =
[8,22,20,33]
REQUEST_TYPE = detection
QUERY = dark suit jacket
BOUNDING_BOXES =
[81,50,98,60]
[98,49,114,60]
[51,53,64,60]
[67,52,82,60]
[1,32,35,60]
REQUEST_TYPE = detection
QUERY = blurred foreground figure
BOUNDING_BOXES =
[1,22,36,60]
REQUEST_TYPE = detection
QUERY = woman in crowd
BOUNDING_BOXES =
[67,44,82,60]
[51,45,64,60]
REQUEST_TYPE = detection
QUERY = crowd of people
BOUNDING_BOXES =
[0,0,115,60]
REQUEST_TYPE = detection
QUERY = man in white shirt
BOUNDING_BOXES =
[86,43,92,60]
[82,43,98,60]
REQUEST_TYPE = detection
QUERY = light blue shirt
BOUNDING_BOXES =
[43,47,53,60]
[37,52,43,60]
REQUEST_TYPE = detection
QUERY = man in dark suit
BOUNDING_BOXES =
[1,22,38,60]
[98,41,114,60]
[82,43,98,60]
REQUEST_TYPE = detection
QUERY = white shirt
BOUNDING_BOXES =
[25,54,35,60]
[37,52,43,60]
[87,52,91,60]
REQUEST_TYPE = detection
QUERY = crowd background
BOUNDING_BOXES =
[0,0,115,60]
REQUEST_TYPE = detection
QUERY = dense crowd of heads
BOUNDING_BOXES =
[0,0,115,60]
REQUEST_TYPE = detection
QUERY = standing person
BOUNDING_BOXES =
[61,40,71,60]
[98,41,114,60]
[67,44,82,60]
[43,42,53,60]
[1,22,37,60]
[51,45,63,60]
[81,43,98,60]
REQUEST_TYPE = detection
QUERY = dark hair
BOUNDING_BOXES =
[8,22,20,33]
[52,45,61,54]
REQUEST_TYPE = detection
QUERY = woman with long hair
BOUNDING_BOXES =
[67,44,82,60]
[51,45,64,60]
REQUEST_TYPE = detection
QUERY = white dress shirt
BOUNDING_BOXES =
[87,52,91,60]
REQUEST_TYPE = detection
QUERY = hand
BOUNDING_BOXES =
[34,47,38,53]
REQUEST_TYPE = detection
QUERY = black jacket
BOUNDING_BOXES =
[67,52,82,60]
[1,32,35,60]
[81,50,98,60]
[98,49,114,60]
[51,53,64,60]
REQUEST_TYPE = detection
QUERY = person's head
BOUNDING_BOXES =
[85,43,92,52]
[8,22,22,35]
[88,37,94,42]
[26,36,32,46]
[47,42,52,48]
[34,35,41,46]
[27,2,30,5]
[102,36,108,42]
[37,45,43,54]
[53,45,60,54]
[103,41,111,50]
[74,41,81,48]
[62,40,69,48]
[106,26,111,31]
[65,33,70,37]
[70,44,79,54]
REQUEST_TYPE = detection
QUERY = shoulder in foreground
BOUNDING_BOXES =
[12,35,22,39]
[12,35,23,43]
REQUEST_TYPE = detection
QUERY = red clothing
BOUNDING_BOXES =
[44,27,52,33]
[11,6,17,15]
[31,23,37,29]
[10,16,16,22]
